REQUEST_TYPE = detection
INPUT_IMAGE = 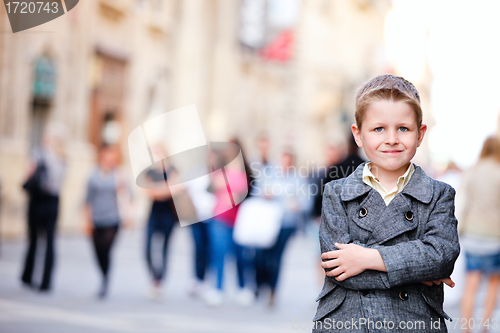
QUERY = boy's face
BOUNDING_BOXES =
[351,100,427,178]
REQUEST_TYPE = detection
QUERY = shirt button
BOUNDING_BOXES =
[359,207,367,218]
[405,211,414,221]
[399,291,409,300]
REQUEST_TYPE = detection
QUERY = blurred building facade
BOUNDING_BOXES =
[0,0,428,237]
[0,0,175,236]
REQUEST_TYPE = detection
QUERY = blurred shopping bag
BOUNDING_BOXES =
[233,197,284,248]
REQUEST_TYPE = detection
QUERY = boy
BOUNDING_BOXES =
[313,74,460,332]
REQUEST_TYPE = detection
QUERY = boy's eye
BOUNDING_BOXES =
[399,127,409,132]
[374,127,384,132]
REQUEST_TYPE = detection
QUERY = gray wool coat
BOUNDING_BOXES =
[313,162,460,333]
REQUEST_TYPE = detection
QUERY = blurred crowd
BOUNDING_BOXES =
[9,122,500,326]
[14,124,364,308]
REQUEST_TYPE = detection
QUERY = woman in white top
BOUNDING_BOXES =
[459,136,500,331]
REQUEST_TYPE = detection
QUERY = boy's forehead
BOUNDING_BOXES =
[362,101,418,123]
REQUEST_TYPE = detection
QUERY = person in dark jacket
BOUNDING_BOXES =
[311,135,365,221]
[21,122,67,292]
[143,150,179,300]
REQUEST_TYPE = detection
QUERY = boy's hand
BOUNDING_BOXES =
[321,242,386,281]
[421,277,455,288]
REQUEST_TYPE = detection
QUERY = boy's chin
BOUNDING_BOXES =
[372,161,411,171]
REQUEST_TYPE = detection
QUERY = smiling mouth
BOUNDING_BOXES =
[382,150,403,154]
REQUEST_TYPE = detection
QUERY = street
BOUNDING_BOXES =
[0,226,320,333]
[0,226,498,333]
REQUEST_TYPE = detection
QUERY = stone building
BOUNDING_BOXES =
[0,0,410,237]
[0,0,175,236]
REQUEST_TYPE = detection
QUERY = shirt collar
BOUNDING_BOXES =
[340,161,433,203]
[362,162,414,192]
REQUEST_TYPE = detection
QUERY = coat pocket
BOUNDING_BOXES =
[421,291,451,321]
[313,283,346,321]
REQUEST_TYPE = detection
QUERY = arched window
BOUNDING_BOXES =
[32,55,56,101]
[30,55,56,151]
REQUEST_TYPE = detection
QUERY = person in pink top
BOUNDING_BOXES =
[212,168,248,226]
[203,140,254,307]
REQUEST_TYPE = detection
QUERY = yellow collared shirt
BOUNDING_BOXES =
[362,162,415,206]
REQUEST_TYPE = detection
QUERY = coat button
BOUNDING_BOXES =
[360,290,369,296]
[405,211,414,221]
[359,207,367,218]
[399,291,409,300]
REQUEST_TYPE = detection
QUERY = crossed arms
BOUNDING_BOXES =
[319,182,460,290]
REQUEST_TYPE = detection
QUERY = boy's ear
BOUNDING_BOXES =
[417,124,427,147]
[351,124,363,148]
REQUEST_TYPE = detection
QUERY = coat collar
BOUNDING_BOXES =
[339,161,433,204]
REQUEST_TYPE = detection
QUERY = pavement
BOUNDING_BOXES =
[0,226,498,333]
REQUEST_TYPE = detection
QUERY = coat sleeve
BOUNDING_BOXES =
[319,181,392,290]
[376,183,460,287]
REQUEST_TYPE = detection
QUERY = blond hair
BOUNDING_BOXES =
[355,74,422,130]
[478,136,500,164]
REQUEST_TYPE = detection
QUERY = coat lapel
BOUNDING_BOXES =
[340,161,433,204]
[339,161,371,202]
[366,192,415,246]
[350,190,385,232]
[339,162,434,246]
[400,164,433,204]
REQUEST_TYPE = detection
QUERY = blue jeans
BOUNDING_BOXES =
[255,227,296,291]
[208,219,248,290]
[191,220,210,282]
[145,209,176,282]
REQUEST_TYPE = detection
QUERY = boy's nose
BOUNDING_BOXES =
[385,131,399,145]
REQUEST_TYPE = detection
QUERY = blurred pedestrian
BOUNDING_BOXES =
[307,142,346,286]
[186,178,214,298]
[83,144,132,298]
[312,142,347,185]
[459,136,500,332]
[21,122,67,292]
[310,135,362,288]
[143,145,179,300]
[311,134,364,221]
[254,149,308,307]
[231,137,255,200]
[437,161,462,190]
[176,147,216,298]
[252,132,272,167]
[204,142,252,307]
[436,160,465,308]
[248,132,274,194]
